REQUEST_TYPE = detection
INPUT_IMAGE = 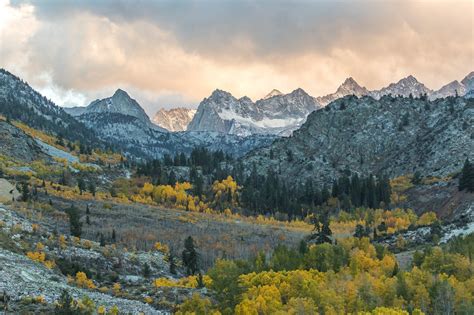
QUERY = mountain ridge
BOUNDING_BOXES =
[152,107,197,131]
[243,94,474,187]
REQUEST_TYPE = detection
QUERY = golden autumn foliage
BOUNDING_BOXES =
[212,176,239,209]
[75,271,96,289]
[176,293,221,315]
[112,282,121,295]
[26,242,56,269]
[188,235,474,314]
[153,241,169,254]
[153,275,212,288]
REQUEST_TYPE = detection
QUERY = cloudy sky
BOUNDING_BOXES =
[1,0,472,115]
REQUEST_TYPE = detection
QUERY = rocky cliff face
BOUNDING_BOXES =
[0,120,49,163]
[243,95,474,186]
[429,81,467,100]
[370,75,432,99]
[316,77,369,106]
[76,89,163,131]
[152,108,196,131]
[461,71,474,91]
[188,88,321,136]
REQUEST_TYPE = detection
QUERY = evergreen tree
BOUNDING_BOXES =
[20,182,30,202]
[169,253,177,275]
[112,229,116,243]
[298,239,308,255]
[459,159,474,192]
[168,170,177,186]
[309,212,332,244]
[55,290,79,314]
[143,263,151,278]
[354,224,367,238]
[88,182,96,196]
[182,236,198,275]
[77,178,86,195]
[377,221,387,233]
[197,272,205,288]
[86,215,90,225]
[99,233,105,247]
[412,171,422,185]
[66,205,82,237]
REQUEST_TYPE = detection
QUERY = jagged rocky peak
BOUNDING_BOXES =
[316,77,369,106]
[337,77,369,96]
[85,88,152,125]
[289,87,308,96]
[152,107,197,132]
[263,89,283,99]
[461,71,474,90]
[188,87,320,136]
[430,80,466,100]
[209,89,234,100]
[239,96,253,103]
[371,75,431,99]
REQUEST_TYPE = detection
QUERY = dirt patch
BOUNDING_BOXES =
[402,179,473,220]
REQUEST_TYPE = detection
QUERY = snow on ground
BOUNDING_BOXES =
[35,139,79,163]
[35,139,101,170]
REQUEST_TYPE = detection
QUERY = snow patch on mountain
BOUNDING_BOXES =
[188,88,320,136]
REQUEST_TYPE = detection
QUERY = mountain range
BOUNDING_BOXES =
[0,69,274,159]
[1,68,473,162]
[171,72,474,136]
[187,88,320,136]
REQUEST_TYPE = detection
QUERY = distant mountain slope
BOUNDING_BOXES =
[73,90,274,158]
[429,81,467,100]
[316,77,369,106]
[187,72,474,136]
[152,107,196,131]
[0,69,100,147]
[86,89,159,129]
[461,71,474,91]
[188,88,321,136]
[263,89,283,99]
[63,106,87,116]
[370,75,432,99]
[243,95,474,186]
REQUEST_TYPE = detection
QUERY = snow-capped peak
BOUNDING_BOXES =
[263,89,283,99]
[188,87,320,136]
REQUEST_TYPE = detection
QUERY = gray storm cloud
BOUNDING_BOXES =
[2,0,473,114]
